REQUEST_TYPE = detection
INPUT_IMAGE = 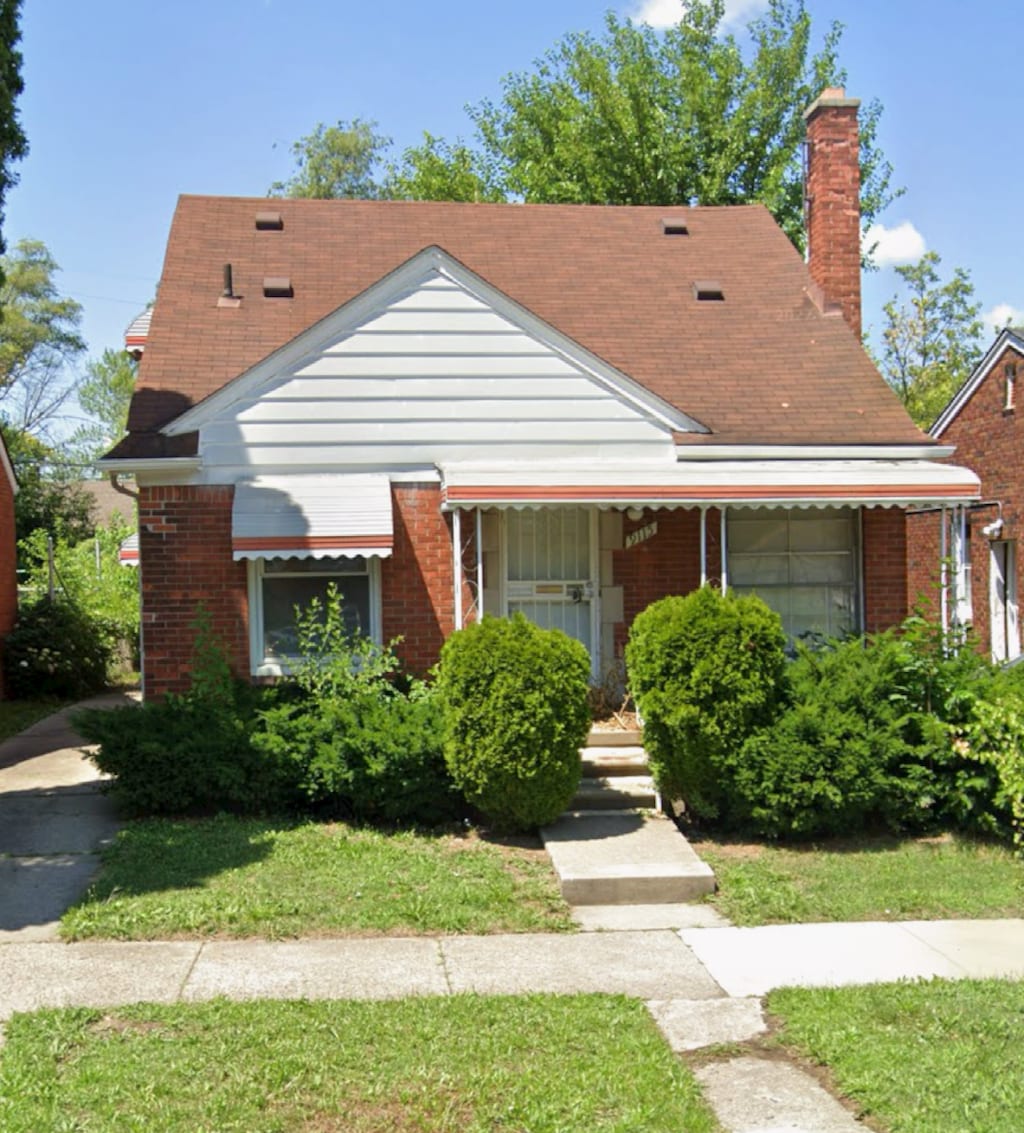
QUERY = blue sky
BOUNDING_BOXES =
[6,0,1021,400]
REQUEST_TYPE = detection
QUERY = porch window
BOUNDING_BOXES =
[248,556,380,674]
[727,507,860,641]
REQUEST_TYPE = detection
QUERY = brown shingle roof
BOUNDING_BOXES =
[121,195,928,451]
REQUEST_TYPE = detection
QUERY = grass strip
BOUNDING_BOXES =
[61,815,575,940]
[0,698,67,744]
[0,994,719,1132]
[768,978,1024,1133]
[698,833,1023,925]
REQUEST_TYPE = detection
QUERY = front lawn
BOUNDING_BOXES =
[60,815,575,940]
[698,833,1023,925]
[0,994,720,1133]
[768,979,1024,1132]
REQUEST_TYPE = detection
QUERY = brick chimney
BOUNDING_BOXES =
[803,87,861,338]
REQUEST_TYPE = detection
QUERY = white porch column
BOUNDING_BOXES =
[700,506,707,586]
[939,505,948,636]
[720,506,728,593]
[475,508,484,622]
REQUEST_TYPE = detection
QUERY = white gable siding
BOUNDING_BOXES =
[197,275,675,477]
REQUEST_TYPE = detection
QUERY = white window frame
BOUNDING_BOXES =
[247,556,383,677]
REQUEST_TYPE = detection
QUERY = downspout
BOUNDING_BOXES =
[699,507,707,586]
[719,507,728,594]
[475,509,484,623]
[453,508,463,631]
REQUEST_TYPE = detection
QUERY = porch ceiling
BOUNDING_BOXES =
[439,460,981,510]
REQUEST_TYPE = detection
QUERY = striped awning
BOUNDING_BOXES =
[231,475,393,561]
[119,532,139,565]
[440,460,981,510]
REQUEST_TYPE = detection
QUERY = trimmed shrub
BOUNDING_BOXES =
[436,613,590,831]
[625,586,787,823]
[4,596,113,699]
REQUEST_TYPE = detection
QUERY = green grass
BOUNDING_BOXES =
[0,697,67,743]
[0,994,719,1132]
[60,815,576,940]
[768,979,1024,1133]
[698,833,1024,925]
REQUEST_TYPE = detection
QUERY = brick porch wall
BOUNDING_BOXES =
[381,483,457,676]
[862,507,909,632]
[139,485,249,697]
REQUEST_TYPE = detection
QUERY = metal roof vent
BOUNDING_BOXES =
[263,276,293,298]
[255,211,284,231]
[661,218,689,236]
[693,280,724,301]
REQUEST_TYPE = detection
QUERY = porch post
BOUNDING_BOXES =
[939,505,948,636]
[699,506,707,586]
[720,506,728,594]
[453,507,463,631]
[475,508,484,623]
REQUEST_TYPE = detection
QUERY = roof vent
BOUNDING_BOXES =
[263,276,293,299]
[693,280,724,301]
[255,211,284,231]
[661,218,689,236]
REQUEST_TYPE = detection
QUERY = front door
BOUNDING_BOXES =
[990,540,1020,663]
[504,508,598,672]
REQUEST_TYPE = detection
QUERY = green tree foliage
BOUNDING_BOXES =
[392,1,897,253]
[879,251,984,429]
[389,133,505,203]
[0,0,27,298]
[269,119,392,199]
[0,238,85,437]
[1,424,93,545]
[68,347,136,461]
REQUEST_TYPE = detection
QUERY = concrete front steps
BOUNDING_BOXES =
[541,728,716,913]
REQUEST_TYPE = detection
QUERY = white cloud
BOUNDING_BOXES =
[983,303,1024,333]
[862,221,927,268]
[633,0,769,29]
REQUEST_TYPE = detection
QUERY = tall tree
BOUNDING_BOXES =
[879,251,984,430]
[68,347,136,461]
[391,1,898,254]
[0,0,26,301]
[269,119,392,199]
[0,238,85,439]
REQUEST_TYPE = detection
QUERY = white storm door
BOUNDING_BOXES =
[504,508,598,670]
[990,541,1021,663]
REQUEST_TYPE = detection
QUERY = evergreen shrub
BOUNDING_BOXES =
[436,613,590,831]
[625,586,787,823]
[4,596,113,699]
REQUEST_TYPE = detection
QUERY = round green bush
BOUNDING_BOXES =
[625,586,787,823]
[3,596,113,699]
[436,613,591,831]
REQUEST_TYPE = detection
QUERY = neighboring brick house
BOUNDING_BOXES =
[0,434,18,698]
[907,328,1024,661]
[101,88,980,699]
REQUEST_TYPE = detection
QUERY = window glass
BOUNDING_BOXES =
[728,507,859,641]
[259,558,371,662]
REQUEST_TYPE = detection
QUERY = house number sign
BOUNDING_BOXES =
[625,521,658,549]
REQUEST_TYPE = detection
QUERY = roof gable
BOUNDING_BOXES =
[931,327,1024,438]
[125,196,929,451]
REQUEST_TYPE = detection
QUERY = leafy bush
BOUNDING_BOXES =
[251,586,459,826]
[953,691,1023,852]
[18,517,140,676]
[4,595,113,698]
[74,609,279,815]
[436,613,590,831]
[733,624,1007,840]
[625,586,787,823]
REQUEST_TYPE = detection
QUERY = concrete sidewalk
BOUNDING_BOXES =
[0,691,135,942]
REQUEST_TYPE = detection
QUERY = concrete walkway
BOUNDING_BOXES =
[2,697,1024,1133]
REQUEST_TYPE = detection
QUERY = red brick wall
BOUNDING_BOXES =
[139,485,248,697]
[0,457,17,699]
[382,483,456,675]
[862,507,909,632]
[804,91,861,338]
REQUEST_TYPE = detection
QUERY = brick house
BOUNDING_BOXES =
[0,434,18,698]
[907,327,1024,661]
[101,89,979,699]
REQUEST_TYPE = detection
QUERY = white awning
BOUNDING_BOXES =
[119,532,139,566]
[231,474,393,561]
[440,460,981,510]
